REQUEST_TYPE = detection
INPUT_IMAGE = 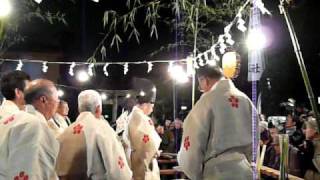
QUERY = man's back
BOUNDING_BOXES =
[56,120,88,179]
[56,112,132,180]
[0,100,20,123]
[178,79,256,180]
[0,110,59,179]
[206,79,253,157]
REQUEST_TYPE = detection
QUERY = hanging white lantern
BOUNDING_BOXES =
[88,63,94,76]
[69,62,76,76]
[147,62,153,73]
[16,60,23,71]
[42,61,48,73]
[123,63,129,75]
[103,63,109,77]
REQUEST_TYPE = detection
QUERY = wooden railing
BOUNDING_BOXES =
[159,162,304,180]
[260,166,304,180]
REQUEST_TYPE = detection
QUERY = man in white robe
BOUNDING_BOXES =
[48,100,71,137]
[0,71,30,122]
[125,78,161,180]
[0,79,60,179]
[178,65,258,180]
[56,90,132,180]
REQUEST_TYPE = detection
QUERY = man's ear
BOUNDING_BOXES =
[14,88,23,99]
[40,96,46,103]
[95,105,102,115]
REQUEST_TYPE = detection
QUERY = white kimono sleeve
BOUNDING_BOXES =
[96,127,132,180]
[8,120,57,180]
[178,97,211,180]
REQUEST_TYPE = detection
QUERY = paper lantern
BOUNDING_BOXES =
[222,51,241,79]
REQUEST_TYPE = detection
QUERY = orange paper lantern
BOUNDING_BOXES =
[222,51,241,79]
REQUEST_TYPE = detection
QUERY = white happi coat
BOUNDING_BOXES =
[116,110,130,134]
[56,112,132,180]
[0,104,59,180]
[126,106,162,180]
[48,113,69,137]
[0,100,20,123]
[178,79,258,180]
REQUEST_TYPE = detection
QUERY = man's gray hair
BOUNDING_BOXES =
[78,90,102,113]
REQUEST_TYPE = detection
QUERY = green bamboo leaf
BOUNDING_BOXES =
[115,34,122,43]
[126,0,131,9]
[110,18,117,32]
[115,34,122,52]
[173,1,180,16]
[87,56,96,63]
[182,0,186,9]
[110,35,116,47]
[103,11,109,27]
[150,24,158,39]
[128,28,140,44]
[100,45,106,60]
[129,8,136,22]
[123,14,128,31]
[46,12,53,24]
[145,7,151,27]
[133,0,141,7]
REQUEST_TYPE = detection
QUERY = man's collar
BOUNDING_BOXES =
[209,77,230,91]
[1,100,20,112]
[25,104,47,123]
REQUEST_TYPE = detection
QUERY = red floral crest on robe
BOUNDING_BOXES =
[73,124,83,134]
[184,136,191,151]
[14,171,28,180]
[142,134,150,143]
[228,95,239,108]
[3,115,15,125]
[118,156,125,169]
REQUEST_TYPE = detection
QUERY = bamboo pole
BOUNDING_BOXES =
[279,0,320,132]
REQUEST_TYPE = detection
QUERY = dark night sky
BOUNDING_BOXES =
[5,0,320,121]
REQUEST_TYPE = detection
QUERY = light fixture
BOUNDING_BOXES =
[246,28,267,50]
[181,106,187,110]
[58,89,64,97]
[169,65,189,84]
[139,91,145,96]
[101,93,107,100]
[186,56,194,76]
[125,93,131,98]
[76,70,90,82]
[34,0,42,4]
[152,87,156,92]
[0,0,12,17]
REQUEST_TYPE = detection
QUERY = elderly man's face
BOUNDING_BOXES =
[57,103,69,116]
[46,86,60,119]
